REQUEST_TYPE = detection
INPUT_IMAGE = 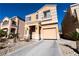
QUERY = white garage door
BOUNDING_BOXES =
[42,28,57,39]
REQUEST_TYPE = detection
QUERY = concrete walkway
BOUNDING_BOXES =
[6,40,62,56]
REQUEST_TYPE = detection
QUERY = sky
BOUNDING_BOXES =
[0,3,72,31]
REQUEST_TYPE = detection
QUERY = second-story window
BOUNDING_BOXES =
[12,20,16,26]
[26,16,31,21]
[43,10,51,18]
[36,14,38,19]
[3,20,9,25]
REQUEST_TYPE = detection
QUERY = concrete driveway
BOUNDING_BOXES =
[6,40,62,56]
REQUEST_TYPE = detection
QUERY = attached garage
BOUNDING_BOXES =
[41,27,57,40]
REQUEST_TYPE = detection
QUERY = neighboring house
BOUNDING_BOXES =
[0,16,25,39]
[0,21,1,29]
[62,4,79,39]
[24,4,60,41]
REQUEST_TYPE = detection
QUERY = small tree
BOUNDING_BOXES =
[13,33,19,43]
[0,29,7,38]
[71,31,79,52]
[8,32,19,43]
[0,29,7,49]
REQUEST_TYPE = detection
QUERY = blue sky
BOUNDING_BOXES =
[0,3,72,30]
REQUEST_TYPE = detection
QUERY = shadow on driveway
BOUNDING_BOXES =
[62,44,79,54]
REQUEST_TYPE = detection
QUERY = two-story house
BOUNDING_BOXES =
[24,4,60,41]
[0,16,25,40]
[62,4,79,39]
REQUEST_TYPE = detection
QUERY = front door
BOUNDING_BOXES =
[29,26,35,39]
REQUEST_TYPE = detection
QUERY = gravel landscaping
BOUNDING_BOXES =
[0,39,36,56]
[58,38,79,56]
[0,38,79,56]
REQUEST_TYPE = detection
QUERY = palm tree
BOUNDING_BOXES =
[71,31,79,52]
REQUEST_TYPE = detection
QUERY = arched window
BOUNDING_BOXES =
[12,21,16,26]
[3,20,9,25]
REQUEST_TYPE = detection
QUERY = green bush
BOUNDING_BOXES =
[0,29,7,37]
[71,31,79,41]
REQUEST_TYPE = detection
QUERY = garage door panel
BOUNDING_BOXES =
[42,28,57,39]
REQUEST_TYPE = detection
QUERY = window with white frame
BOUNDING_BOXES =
[2,20,9,25]
[26,16,31,21]
[43,10,51,18]
[36,14,38,19]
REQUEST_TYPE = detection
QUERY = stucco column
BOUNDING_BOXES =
[7,19,11,38]
[27,26,30,39]
[36,24,40,40]
[7,28,11,38]
[15,28,18,34]
[40,27,43,40]
[15,28,17,34]
[56,27,60,39]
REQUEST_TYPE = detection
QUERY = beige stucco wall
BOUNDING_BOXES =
[25,13,37,22]
[18,19,25,39]
[1,17,11,29]
[24,22,40,40]
[11,16,25,39]
[1,17,12,35]
[24,4,60,40]
[25,5,58,23]
[0,16,24,40]
[37,5,58,23]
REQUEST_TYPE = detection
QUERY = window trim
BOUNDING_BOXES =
[36,14,38,19]
[26,16,31,21]
[43,10,51,18]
